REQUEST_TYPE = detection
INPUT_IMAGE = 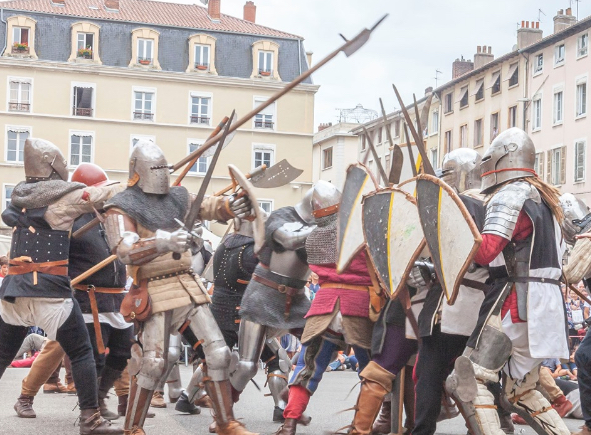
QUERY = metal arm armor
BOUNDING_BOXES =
[104,210,160,265]
[482,181,540,240]
[273,223,316,250]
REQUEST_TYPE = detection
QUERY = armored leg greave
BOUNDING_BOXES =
[154,334,182,400]
[186,363,207,403]
[229,320,267,392]
[265,338,292,410]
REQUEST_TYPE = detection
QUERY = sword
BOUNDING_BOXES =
[378,98,403,185]
[403,123,418,177]
[171,15,388,172]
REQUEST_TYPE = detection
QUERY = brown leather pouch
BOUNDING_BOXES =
[121,279,152,323]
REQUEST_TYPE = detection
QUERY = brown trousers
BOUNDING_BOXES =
[539,366,564,401]
[21,340,72,397]
[113,367,130,397]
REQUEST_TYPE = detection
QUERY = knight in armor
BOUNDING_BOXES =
[446,128,570,435]
[228,182,334,428]
[274,182,382,435]
[0,139,123,434]
[13,163,134,422]
[102,140,256,435]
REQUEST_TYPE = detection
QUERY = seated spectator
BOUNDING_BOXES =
[0,255,8,286]
[561,346,579,380]
[307,273,320,300]
[542,358,570,379]
[327,349,359,372]
[13,333,47,360]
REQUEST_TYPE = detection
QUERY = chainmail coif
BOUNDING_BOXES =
[305,213,337,265]
[11,180,85,209]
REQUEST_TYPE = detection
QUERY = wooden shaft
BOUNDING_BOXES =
[70,255,118,286]
[213,164,267,196]
[173,116,229,186]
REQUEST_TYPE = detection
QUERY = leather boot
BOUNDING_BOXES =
[99,367,124,421]
[150,391,166,408]
[14,394,36,418]
[204,379,258,435]
[273,418,297,435]
[43,381,67,394]
[174,391,201,414]
[372,397,391,434]
[118,395,154,419]
[79,408,123,434]
[551,394,573,417]
[195,394,213,408]
[350,362,393,435]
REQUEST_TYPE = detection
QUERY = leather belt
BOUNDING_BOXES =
[252,273,301,319]
[8,257,69,285]
[147,269,192,282]
[461,278,490,292]
[322,283,370,291]
[507,277,561,286]
[73,284,125,355]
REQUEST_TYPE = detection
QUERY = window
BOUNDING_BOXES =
[72,86,93,117]
[490,71,501,95]
[77,33,94,59]
[508,63,519,87]
[534,152,544,178]
[69,133,93,166]
[258,50,273,75]
[258,200,273,214]
[8,79,31,112]
[459,124,468,147]
[188,142,208,174]
[254,98,275,129]
[393,119,401,138]
[532,97,542,130]
[3,184,15,212]
[6,127,29,162]
[578,33,589,58]
[555,44,565,66]
[546,146,566,185]
[575,140,586,182]
[459,86,469,109]
[553,90,563,125]
[134,91,154,121]
[361,135,366,150]
[430,148,438,167]
[322,147,333,170]
[190,95,211,125]
[12,27,29,53]
[194,44,210,69]
[534,54,543,74]
[474,79,484,101]
[444,130,452,153]
[490,112,499,141]
[376,127,383,145]
[576,80,587,117]
[508,105,517,128]
[137,38,153,65]
[444,93,453,113]
[431,111,438,134]
[253,144,274,169]
[474,119,483,147]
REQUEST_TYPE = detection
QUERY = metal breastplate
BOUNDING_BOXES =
[268,250,311,281]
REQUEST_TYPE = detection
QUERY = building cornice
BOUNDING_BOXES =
[0,58,320,94]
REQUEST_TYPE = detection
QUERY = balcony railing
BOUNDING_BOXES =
[73,107,93,117]
[9,102,30,112]
[254,120,274,129]
[134,112,154,121]
[190,116,210,125]
[12,45,29,54]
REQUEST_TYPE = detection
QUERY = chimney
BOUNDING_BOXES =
[517,21,543,49]
[425,86,433,96]
[452,56,474,79]
[474,45,494,69]
[243,1,256,23]
[104,0,119,10]
[51,0,65,5]
[318,122,332,132]
[306,51,313,66]
[554,8,577,34]
[208,0,221,21]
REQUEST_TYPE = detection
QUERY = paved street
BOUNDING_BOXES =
[0,365,584,435]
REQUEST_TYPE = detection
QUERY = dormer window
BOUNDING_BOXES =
[77,33,94,59]
[258,50,273,75]
[195,44,210,70]
[12,27,29,53]
[137,39,154,65]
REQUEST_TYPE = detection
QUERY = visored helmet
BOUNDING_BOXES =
[294,180,341,223]
[441,148,482,193]
[128,140,170,195]
[480,128,536,194]
[24,138,68,182]
[560,193,591,245]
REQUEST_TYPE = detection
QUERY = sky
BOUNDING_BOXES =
[193,0,591,131]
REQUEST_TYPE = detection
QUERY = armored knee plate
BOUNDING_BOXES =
[265,338,291,375]
[229,350,259,392]
[203,339,231,382]
[469,326,513,373]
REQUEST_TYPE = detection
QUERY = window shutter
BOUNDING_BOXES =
[560,146,567,185]
[538,152,544,179]
[546,150,552,184]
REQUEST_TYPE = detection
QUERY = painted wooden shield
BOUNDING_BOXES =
[362,188,426,299]
[336,164,378,273]
[415,174,482,304]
